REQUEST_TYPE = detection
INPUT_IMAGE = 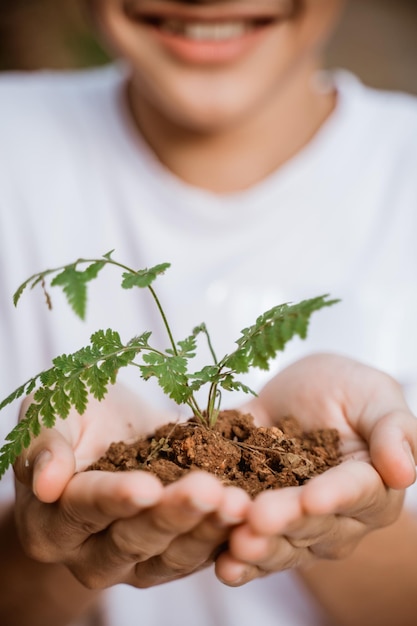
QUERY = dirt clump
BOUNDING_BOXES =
[88,411,341,498]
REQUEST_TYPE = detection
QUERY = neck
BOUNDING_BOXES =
[127,59,337,194]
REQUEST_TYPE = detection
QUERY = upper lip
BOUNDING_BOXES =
[124,0,290,24]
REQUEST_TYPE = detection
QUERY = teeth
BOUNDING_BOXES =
[160,20,249,41]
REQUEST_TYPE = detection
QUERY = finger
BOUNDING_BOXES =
[130,520,228,587]
[228,497,322,566]
[244,462,393,538]
[215,552,262,587]
[225,495,372,576]
[142,486,250,577]
[222,489,320,573]
[368,410,417,489]
[245,486,303,535]
[18,470,164,564]
[68,480,244,588]
[224,531,315,578]
[62,470,164,526]
[222,462,404,578]
[14,428,76,503]
[299,461,404,525]
[215,485,251,527]
[70,472,226,589]
[230,509,364,564]
[104,472,225,566]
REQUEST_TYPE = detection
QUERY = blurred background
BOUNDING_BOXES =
[0,0,416,94]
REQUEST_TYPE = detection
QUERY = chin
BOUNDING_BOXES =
[149,77,261,134]
[171,102,248,133]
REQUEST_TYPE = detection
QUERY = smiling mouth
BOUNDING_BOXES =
[140,16,276,41]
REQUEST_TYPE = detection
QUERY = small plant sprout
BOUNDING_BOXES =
[0,251,339,477]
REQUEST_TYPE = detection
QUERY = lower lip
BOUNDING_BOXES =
[147,23,274,65]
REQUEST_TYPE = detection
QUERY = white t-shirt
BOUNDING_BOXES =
[0,64,416,626]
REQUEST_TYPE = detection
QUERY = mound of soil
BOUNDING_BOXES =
[88,411,341,498]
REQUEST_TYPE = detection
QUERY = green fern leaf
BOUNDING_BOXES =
[30,387,56,428]
[90,328,123,352]
[121,263,170,289]
[219,374,257,397]
[188,365,220,392]
[51,267,88,319]
[81,261,106,282]
[0,382,29,411]
[65,377,88,415]
[40,367,61,386]
[0,413,42,478]
[80,365,109,401]
[51,386,71,418]
[128,332,152,349]
[140,353,192,404]
[176,334,197,358]
[13,278,32,307]
[224,295,339,373]
[0,440,22,478]
[49,261,106,320]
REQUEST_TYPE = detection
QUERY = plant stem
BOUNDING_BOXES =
[95,257,179,357]
[200,324,218,364]
[148,285,178,356]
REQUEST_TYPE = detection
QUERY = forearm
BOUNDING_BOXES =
[298,509,417,626]
[0,504,102,626]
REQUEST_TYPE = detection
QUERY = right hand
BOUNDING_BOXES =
[13,386,250,589]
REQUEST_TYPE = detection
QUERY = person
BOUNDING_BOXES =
[0,0,416,625]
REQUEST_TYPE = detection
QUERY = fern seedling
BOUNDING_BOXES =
[0,251,339,477]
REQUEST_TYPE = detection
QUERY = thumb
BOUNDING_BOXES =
[369,410,417,490]
[14,428,76,503]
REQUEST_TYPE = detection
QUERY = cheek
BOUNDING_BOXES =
[89,0,146,61]
[301,0,347,45]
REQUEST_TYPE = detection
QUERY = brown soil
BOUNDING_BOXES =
[88,411,341,498]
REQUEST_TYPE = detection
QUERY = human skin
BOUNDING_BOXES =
[14,386,251,590]
[3,354,417,626]
[1,386,251,626]
[85,0,347,192]
[2,1,417,625]
[215,354,417,626]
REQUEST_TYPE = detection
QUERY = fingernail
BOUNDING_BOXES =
[34,450,52,472]
[32,450,52,498]
[227,566,250,586]
[132,494,159,507]
[190,498,216,513]
[215,513,244,528]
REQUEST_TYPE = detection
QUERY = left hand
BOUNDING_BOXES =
[215,353,417,586]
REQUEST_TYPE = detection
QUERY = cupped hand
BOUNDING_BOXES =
[13,385,250,589]
[215,353,417,586]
